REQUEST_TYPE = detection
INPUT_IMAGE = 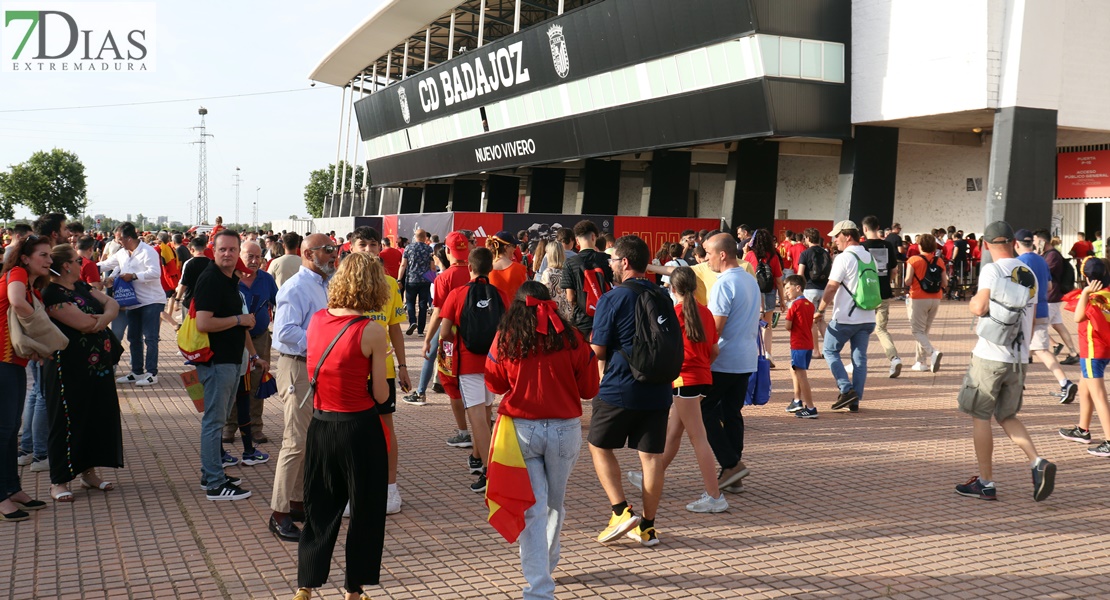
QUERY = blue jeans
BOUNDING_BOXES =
[405,282,431,334]
[823,320,876,400]
[514,417,582,600]
[19,362,47,459]
[127,303,164,376]
[0,362,28,501]
[418,330,440,395]
[198,362,239,490]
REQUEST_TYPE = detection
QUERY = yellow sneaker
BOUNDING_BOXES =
[597,507,640,543]
[626,524,660,547]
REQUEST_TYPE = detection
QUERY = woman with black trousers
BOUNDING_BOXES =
[294,252,391,600]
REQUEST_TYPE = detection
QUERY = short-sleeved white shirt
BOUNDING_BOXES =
[973,258,1036,364]
[828,244,877,325]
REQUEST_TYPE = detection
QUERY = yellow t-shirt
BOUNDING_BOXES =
[690,261,753,306]
[364,275,406,380]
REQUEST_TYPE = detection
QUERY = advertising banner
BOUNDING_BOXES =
[1057,150,1110,199]
[613,216,719,255]
[397,213,456,242]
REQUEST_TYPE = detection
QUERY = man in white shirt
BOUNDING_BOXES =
[816,221,876,412]
[954,221,1055,502]
[98,222,166,386]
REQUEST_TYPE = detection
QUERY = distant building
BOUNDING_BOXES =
[156,216,168,226]
[126,214,132,223]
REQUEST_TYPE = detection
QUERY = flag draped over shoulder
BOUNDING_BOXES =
[485,416,535,543]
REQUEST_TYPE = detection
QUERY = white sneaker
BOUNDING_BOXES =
[135,374,159,386]
[386,488,402,515]
[16,453,33,466]
[930,352,943,373]
[627,470,643,491]
[343,502,351,518]
[686,491,729,513]
[29,458,50,472]
[116,372,146,384]
[889,357,902,379]
[911,362,928,372]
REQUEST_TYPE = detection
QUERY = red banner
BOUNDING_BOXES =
[382,215,398,244]
[1058,150,1110,199]
[612,216,720,254]
[452,212,505,239]
[773,219,835,241]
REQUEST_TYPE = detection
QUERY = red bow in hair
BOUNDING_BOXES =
[526,296,564,335]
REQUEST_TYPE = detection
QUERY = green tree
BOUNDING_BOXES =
[304,161,365,218]
[0,149,88,218]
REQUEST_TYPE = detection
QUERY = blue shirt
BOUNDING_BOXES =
[272,266,329,357]
[402,241,434,284]
[590,278,673,410]
[1017,251,1051,319]
[240,269,278,338]
[709,266,761,374]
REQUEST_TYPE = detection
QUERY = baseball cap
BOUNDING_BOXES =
[828,220,858,237]
[983,221,1015,244]
[1014,228,1034,244]
[492,230,519,245]
[445,231,470,261]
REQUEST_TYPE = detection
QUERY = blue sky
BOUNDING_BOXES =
[0,0,385,225]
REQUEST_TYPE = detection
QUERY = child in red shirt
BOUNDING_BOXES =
[1060,260,1110,455]
[783,275,817,418]
[439,247,510,492]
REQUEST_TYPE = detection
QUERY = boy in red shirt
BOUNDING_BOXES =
[783,275,817,418]
[439,247,511,492]
[1060,262,1110,456]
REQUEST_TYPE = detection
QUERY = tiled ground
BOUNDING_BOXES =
[5,300,1110,599]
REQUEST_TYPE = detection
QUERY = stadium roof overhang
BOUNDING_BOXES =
[310,0,596,88]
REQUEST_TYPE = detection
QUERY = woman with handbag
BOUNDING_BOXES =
[293,252,391,600]
[0,236,53,522]
[42,244,124,502]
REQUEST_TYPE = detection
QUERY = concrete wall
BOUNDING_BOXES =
[892,142,991,236]
[774,155,839,221]
[618,173,643,216]
[690,171,725,220]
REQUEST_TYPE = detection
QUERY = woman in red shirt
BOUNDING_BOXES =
[485,281,599,600]
[0,236,53,522]
[628,267,724,513]
[294,252,390,600]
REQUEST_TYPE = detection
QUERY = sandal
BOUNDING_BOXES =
[13,499,46,511]
[79,474,114,491]
[292,589,311,600]
[51,486,74,503]
[0,509,30,522]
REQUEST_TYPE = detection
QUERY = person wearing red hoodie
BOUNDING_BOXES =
[485,280,598,600]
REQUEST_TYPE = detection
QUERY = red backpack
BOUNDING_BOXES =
[578,251,612,317]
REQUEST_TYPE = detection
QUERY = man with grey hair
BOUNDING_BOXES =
[268,233,337,541]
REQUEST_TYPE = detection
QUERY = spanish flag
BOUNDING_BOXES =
[485,415,535,543]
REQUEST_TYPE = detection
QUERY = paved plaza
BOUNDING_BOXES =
[5,300,1110,599]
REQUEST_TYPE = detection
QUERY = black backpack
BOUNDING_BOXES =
[617,282,684,385]
[755,256,775,293]
[809,248,832,285]
[1061,257,1077,294]
[457,277,506,355]
[917,256,944,294]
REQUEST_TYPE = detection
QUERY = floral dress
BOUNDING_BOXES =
[41,281,123,484]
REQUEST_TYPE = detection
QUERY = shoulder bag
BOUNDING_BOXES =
[9,282,69,358]
[300,315,369,409]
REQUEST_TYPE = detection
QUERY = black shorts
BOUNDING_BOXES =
[367,378,397,415]
[587,397,669,454]
[672,385,711,399]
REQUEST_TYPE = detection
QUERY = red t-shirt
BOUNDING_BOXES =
[1,267,39,367]
[484,329,599,420]
[785,297,815,350]
[788,243,805,272]
[80,258,101,285]
[440,282,511,375]
[943,240,956,261]
[1071,240,1094,259]
[512,246,523,264]
[744,251,783,279]
[778,240,793,269]
[306,311,375,412]
[907,244,921,258]
[434,264,473,309]
[673,301,717,387]
[378,247,403,280]
[489,262,528,300]
[1078,293,1110,359]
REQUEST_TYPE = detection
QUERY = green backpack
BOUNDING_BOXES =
[846,251,882,314]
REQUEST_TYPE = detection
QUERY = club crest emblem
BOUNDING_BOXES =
[398,87,411,123]
[547,24,570,78]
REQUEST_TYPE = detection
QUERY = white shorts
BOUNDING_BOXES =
[803,289,823,305]
[1048,303,1064,325]
[459,373,494,409]
[1030,322,1051,351]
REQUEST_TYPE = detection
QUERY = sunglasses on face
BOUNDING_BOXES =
[309,245,339,254]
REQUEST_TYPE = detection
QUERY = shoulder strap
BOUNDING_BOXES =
[302,315,369,409]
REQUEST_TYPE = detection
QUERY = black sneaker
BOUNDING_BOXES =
[848,401,860,413]
[1061,381,1079,404]
[401,392,427,406]
[785,399,804,413]
[432,382,445,393]
[468,455,484,475]
[795,406,818,419]
[1089,441,1110,457]
[405,323,418,336]
[1059,425,1093,444]
[955,476,997,500]
[199,476,242,491]
[1062,355,1080,366]
[1053,343,1064,356]
[1032,459,1056,502]
[831,390,859,411]
[206,482,252,501]
[470,474,487,493]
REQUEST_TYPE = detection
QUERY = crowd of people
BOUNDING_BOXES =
[5,211,1107,600]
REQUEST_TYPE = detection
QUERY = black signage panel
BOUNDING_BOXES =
[354,0,758,139]
[397,213,456,241]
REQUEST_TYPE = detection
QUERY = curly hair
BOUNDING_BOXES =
[751,229,776,259]
[495,281,579,362]
[328,252,391,313]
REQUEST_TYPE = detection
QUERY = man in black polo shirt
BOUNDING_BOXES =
[195,230,266,501]
[561,219,614,338]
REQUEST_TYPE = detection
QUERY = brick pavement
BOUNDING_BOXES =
[5,300,1110,599]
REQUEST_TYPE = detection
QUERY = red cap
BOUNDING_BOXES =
[446,231,470,261]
